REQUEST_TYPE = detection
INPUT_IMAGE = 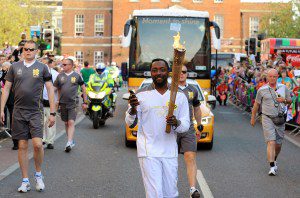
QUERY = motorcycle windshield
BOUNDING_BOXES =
[91,85,102,92]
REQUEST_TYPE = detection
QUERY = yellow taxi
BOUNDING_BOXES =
[123,78,216,150]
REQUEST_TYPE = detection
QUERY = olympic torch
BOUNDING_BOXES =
[166,32,186,133]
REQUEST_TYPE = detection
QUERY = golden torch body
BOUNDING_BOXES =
[166,33,186,133]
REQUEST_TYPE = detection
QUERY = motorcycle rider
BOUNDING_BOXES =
[87,62,116,116]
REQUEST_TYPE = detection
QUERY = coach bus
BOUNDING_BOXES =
[122,8,221,93]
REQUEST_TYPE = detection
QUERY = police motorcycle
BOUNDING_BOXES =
[86,63,115,129]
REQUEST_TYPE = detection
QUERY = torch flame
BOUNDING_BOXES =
[173,32,185,50]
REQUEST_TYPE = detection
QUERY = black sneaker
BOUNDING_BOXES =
[47,144,54,149]
[12,145,18,150]
[65,146,71,153]
[191,189,201,198]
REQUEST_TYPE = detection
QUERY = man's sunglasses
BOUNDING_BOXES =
[62,63,71,66]
[181,70,187,74]
[24,48,35,52]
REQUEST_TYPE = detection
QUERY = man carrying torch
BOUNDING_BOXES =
[125,33,190,198]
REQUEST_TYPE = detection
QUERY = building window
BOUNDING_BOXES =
[75,15,84,36]
[129,0,139,2]
[214,0,223,3]
[171,0,181,2]
[75,51,84,64]
[193,0,202,3]
[95,14,104,37]
[151,0,160,2]
[249,17,259,37]
[94,51,104,66]
[214,15,224,38]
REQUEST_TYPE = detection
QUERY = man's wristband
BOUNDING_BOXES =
[50,112,56,116]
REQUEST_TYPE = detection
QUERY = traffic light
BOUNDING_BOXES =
[43,29,54,51]
[256,33,265,63]
[245,39,249,55]
[54,35,60,48]
[249,37,257,56]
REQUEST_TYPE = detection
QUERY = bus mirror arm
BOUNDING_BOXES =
[210,21,220,39]
[122,20,133,48]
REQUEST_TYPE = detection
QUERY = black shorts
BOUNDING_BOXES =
[177,129,197,154]
[12,108,44,140]
[60,104,77,122]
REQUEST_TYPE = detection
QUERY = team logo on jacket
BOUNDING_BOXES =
[188,92,194,99]
[71,77,76,83]
[17,69,22,76]
[33,69,39,78]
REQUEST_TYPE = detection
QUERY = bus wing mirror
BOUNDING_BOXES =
[122,20,133,47]
[210,21,221,50]
[210,21,220,39]
[211,28,221,50]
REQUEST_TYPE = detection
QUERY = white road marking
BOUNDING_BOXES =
[197,169,214,198]
[0,114,85,181]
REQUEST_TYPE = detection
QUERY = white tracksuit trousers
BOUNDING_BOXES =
[43,107,57,144]
[139,157,178,198]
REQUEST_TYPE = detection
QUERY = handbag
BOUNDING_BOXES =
[264,113,286,126]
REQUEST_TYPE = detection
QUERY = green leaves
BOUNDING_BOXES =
[0,0,51,46]
[260,2,300,38]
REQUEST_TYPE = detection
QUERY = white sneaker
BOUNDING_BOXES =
[274,161,278,172]
[18,182,31,193]
[268,167,277,176]
[35,174,45,192]
[65,141,75,152]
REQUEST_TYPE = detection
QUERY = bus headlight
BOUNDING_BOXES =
[201,116,212,125]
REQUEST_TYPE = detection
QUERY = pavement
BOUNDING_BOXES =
[0,89,299,197]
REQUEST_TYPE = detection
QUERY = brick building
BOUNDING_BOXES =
[62,0,113,66]
[112,0,288,65]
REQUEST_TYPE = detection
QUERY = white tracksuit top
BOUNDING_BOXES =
[125,84,190,158]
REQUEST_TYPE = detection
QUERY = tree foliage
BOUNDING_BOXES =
[0,0,51,46]
[260,2,300,38]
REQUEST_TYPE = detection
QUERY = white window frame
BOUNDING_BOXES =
[129,0,139,2]
[95,14,104,37]
[171,0,181,2]
[249,17,259,37]
[193,0,203,3]
[94,51,104,66]
[214,0,224,3]
[75,51,84,65]
[75,15,84,36]
[151,0,160,2]
[214,14,224,38]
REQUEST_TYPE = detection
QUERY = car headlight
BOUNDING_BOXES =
[88,92,97,99]
[201,116,212,125]
[96,91,106,99]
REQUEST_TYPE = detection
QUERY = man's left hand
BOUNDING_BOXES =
[166,115,180,127]
[82,103,88,111]
[48,116,55,128]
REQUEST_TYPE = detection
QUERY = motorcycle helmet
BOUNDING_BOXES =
[96,62,106,73]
